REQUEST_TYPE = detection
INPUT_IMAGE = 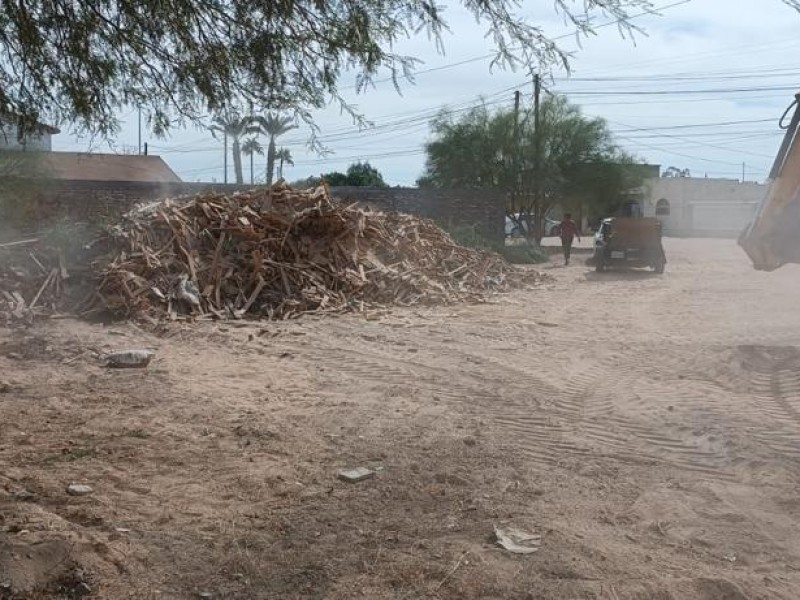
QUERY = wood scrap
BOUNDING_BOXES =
[1,182,545,324]
[90,181,544,321]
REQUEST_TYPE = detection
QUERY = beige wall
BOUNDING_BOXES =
[641,177,764,237]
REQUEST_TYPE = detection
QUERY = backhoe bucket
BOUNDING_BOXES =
[740,93,800,271]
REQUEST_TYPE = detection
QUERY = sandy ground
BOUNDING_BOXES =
[2,237,800,599]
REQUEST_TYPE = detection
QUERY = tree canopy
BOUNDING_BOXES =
[417,96,645,237]
[0,0,667,139]
[294,162,389,188]
[329,162,389,188]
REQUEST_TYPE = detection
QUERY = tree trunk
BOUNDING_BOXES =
[266,138,276,186]
[232,137,244,184]
[278,156,284,180]
[250,152,254,185]
[534,200,544,244]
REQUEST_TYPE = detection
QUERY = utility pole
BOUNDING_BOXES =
[513,90,521,213]
[742,161,746,182]
[137,107,142,155]
[510,90,523,237]
[533,73,542,242]
[223,131,228,185]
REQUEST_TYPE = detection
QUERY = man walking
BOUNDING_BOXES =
[559,213,581,266]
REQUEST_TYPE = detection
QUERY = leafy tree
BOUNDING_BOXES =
[0,0,677,139]
[252,113,297,185]
[275,148,294,181]
[418,96,643,240]
[320,171,349,186]
[417,104,516,190]
[209,111,256,184]
[241,138,264,185]
[342,162,388,187]
[320,162,389,187]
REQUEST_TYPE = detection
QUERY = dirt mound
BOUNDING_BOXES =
[89,182,540,321]
[0,518,105,599]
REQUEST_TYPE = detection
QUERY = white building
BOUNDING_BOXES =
[640,176,765,237]
[0,118,59,152]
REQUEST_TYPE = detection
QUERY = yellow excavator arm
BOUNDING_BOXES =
[740,93,800,271]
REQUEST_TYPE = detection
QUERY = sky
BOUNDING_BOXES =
[53,0,800,186]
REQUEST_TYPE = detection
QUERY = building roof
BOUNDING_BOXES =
[4,152,182,183]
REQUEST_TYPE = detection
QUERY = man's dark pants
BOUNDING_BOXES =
[561,235,574,264]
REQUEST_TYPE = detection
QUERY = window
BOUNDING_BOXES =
[656,198,670,216]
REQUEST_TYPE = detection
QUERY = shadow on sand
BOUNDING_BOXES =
[583,269,663,282]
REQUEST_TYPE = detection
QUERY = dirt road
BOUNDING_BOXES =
[2,238,800,599]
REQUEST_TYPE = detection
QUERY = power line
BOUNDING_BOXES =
[562,85,800,96]
[340,0,691,91]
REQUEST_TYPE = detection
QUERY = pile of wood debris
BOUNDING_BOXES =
[0,239,71,325]
[88,183,540,321]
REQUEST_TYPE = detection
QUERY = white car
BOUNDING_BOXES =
[505,217,561,238]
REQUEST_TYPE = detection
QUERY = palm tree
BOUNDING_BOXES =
[209,111,256,184]
[241,138,264,185]
[275,147,294,181]
[252,113,296,185]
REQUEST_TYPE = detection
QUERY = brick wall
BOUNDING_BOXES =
[329,186,504,242]
[2,180,505,243]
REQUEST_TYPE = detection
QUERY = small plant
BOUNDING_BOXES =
[441,222,498,252]
[498,243,549,264]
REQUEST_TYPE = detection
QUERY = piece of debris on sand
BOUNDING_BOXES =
[104,349,155,368]
[88,182,544,321]
[66,484,94,497]
[493,525,542,554]
[338,467,376,483]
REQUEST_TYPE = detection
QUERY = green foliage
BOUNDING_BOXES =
[418,95,646,238]
[498,244,550,264]
[417,104,516,190]
[321,162,388,188]
[444,223,498,253]
[0,1,661,139]
[322,171,349,186]
[439,222,549,264]
[344,162,388,188]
